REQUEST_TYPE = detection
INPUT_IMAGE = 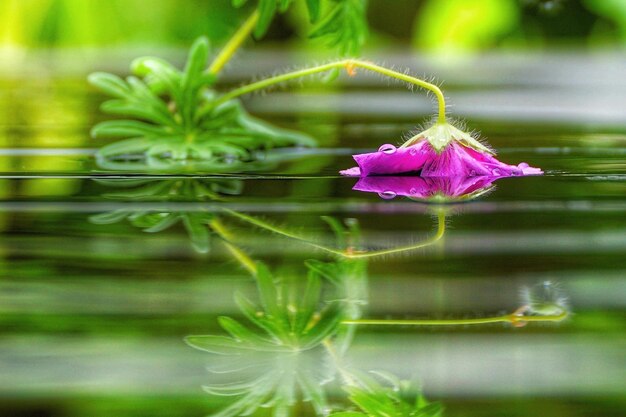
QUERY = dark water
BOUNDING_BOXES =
[1,63,625,417]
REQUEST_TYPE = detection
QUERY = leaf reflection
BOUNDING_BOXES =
[89,178,241,253]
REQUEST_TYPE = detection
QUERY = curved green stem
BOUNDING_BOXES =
[210,59,447,123]
[209,10,260,75]
[342,309,568,327]
[223,209,446,260]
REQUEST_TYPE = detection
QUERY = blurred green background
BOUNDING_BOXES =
[1,0,625,53]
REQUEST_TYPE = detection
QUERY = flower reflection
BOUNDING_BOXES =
[352,175,499,202]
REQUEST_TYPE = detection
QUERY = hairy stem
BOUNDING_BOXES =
[223,209,446,259]
[211,59,447,123]
[209,10,260,75]
[343,309,568,326]
[210,218,258,274]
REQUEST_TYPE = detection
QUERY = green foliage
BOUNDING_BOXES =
[90,37,315,169]
[233,0,368,55]
[333,372,444,417]
[185,260,351,417]
[89,178,240,253]
[584,0,626,39]
[186,262,345,352]
[309,0,369,56]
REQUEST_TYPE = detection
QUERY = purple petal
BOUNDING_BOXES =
[340,141,543,177]
[349,141,433,176]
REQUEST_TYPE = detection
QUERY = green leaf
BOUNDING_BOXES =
[309,0,368,57]
[254,263,281,315]
[305,0,321,22]
[89,210,129,225]
[254,0,277,38]
[300,304,343,349]
[91,120,168,138]
[414,402,443,417]
[202,380,257,396]
[181,37,210,114]
[88,72,130,98]
[143,212,180,233]
[218,316,275,347]
[131,57,182,98]
[294,271,322,334]
[232,0,248,7]
[101,99,173,127]
[184,335,256,354]
[346,386,396,417]
[96,137,154,158]
[297,371,328,415]
[130,212,166,228]
[183,214,210,254]
[278,0,292,13]
[305,259,341,285]
[234,291,284,338]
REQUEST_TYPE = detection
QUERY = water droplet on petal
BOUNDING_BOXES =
[409,188,417,194]
[469,170,477,176]
[378,144,397,155]
[518,162,529,169]
[409,147,418,156]
[378,191,397,199]
[492,168,501,176]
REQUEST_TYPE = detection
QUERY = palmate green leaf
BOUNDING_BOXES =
[309,0,368,56]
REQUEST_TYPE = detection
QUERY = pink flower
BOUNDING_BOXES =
[352,175,498,202]
[340,123,542,177]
